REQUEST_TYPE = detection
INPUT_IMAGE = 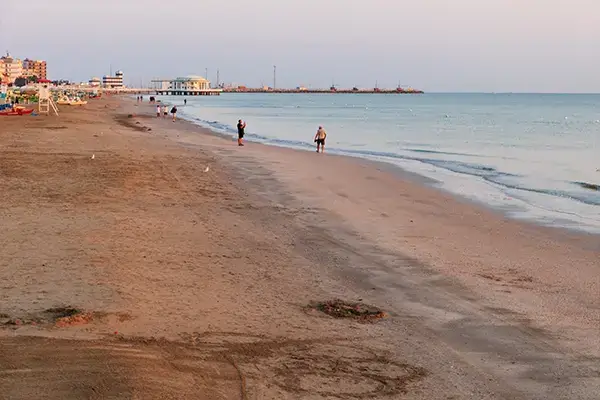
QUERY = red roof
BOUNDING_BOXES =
[38,79,52,83]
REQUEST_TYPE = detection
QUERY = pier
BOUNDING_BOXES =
[45,86,422,96]
[221,87,424,94]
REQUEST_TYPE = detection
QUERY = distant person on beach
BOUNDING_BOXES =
[162,105,168,118]
[184,99,187,106]
[171,106,178,122]
[237,119,247,146]
[314,126,327,153]
[156,105,161,117]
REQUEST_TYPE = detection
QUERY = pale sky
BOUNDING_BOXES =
[1,0,599,92]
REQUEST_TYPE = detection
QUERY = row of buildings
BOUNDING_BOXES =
[0,52,47,84]
[87,73,215,93]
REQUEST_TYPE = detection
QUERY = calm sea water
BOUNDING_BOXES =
[158,93,600,234]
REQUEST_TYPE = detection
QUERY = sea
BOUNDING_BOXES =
[156,93,600,234]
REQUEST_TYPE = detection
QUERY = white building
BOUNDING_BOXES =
[169,76,210,90]
[89,77,101,87]
[102,70,124,88]
[151,75,221,95]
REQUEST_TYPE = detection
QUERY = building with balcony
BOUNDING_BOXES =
[102,70,124,88]
[22,59,47,81]
[0,53,23,84]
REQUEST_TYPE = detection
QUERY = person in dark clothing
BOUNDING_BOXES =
[237,119,247,146]
[171,106,178,122]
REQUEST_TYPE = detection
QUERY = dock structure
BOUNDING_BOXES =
[221,86,423,94]
[150,76,222,96]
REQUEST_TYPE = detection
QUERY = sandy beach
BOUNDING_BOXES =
[0,97,598,399]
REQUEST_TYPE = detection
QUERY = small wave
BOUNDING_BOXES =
[574,181,600,191]
[425,159,499,177]
[406,148,484,157]
[268,138,314,149]
[483,178,600,206]
[342,149,511,178]
[179,113,599,208]
[344,149,600,206]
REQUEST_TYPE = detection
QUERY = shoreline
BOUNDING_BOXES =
[131,98,600,356]
[1,97,599,399]
[128,94,599,249]
[131,98,600,307]
[170,99,600,237]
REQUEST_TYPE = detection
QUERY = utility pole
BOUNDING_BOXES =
[205,68,208,80]
[216,69,220,88]
[273,65,276,89]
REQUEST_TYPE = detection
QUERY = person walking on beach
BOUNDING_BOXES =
[237,119,247,146]
[162,105,168,118]
[184,99,187,106]
[314,126,327,153]
[156,105,161,117]
[171,105,178,122]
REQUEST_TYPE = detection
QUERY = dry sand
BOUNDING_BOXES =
[0,97,598,399]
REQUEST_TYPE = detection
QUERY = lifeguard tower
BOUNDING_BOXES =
[37,80,58,115]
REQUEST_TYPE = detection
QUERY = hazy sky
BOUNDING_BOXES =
[1,0,599,92]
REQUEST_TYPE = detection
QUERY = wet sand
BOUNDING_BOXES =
[0,97,598,399]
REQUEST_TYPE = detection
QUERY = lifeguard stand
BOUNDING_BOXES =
[38,84,58,116]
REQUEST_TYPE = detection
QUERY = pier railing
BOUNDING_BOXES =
[44,86,423,95]
[221,88,424,94]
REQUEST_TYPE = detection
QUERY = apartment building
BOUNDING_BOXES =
[22,59,48,81]
[0,53,23,84]
[102,70,124,88]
